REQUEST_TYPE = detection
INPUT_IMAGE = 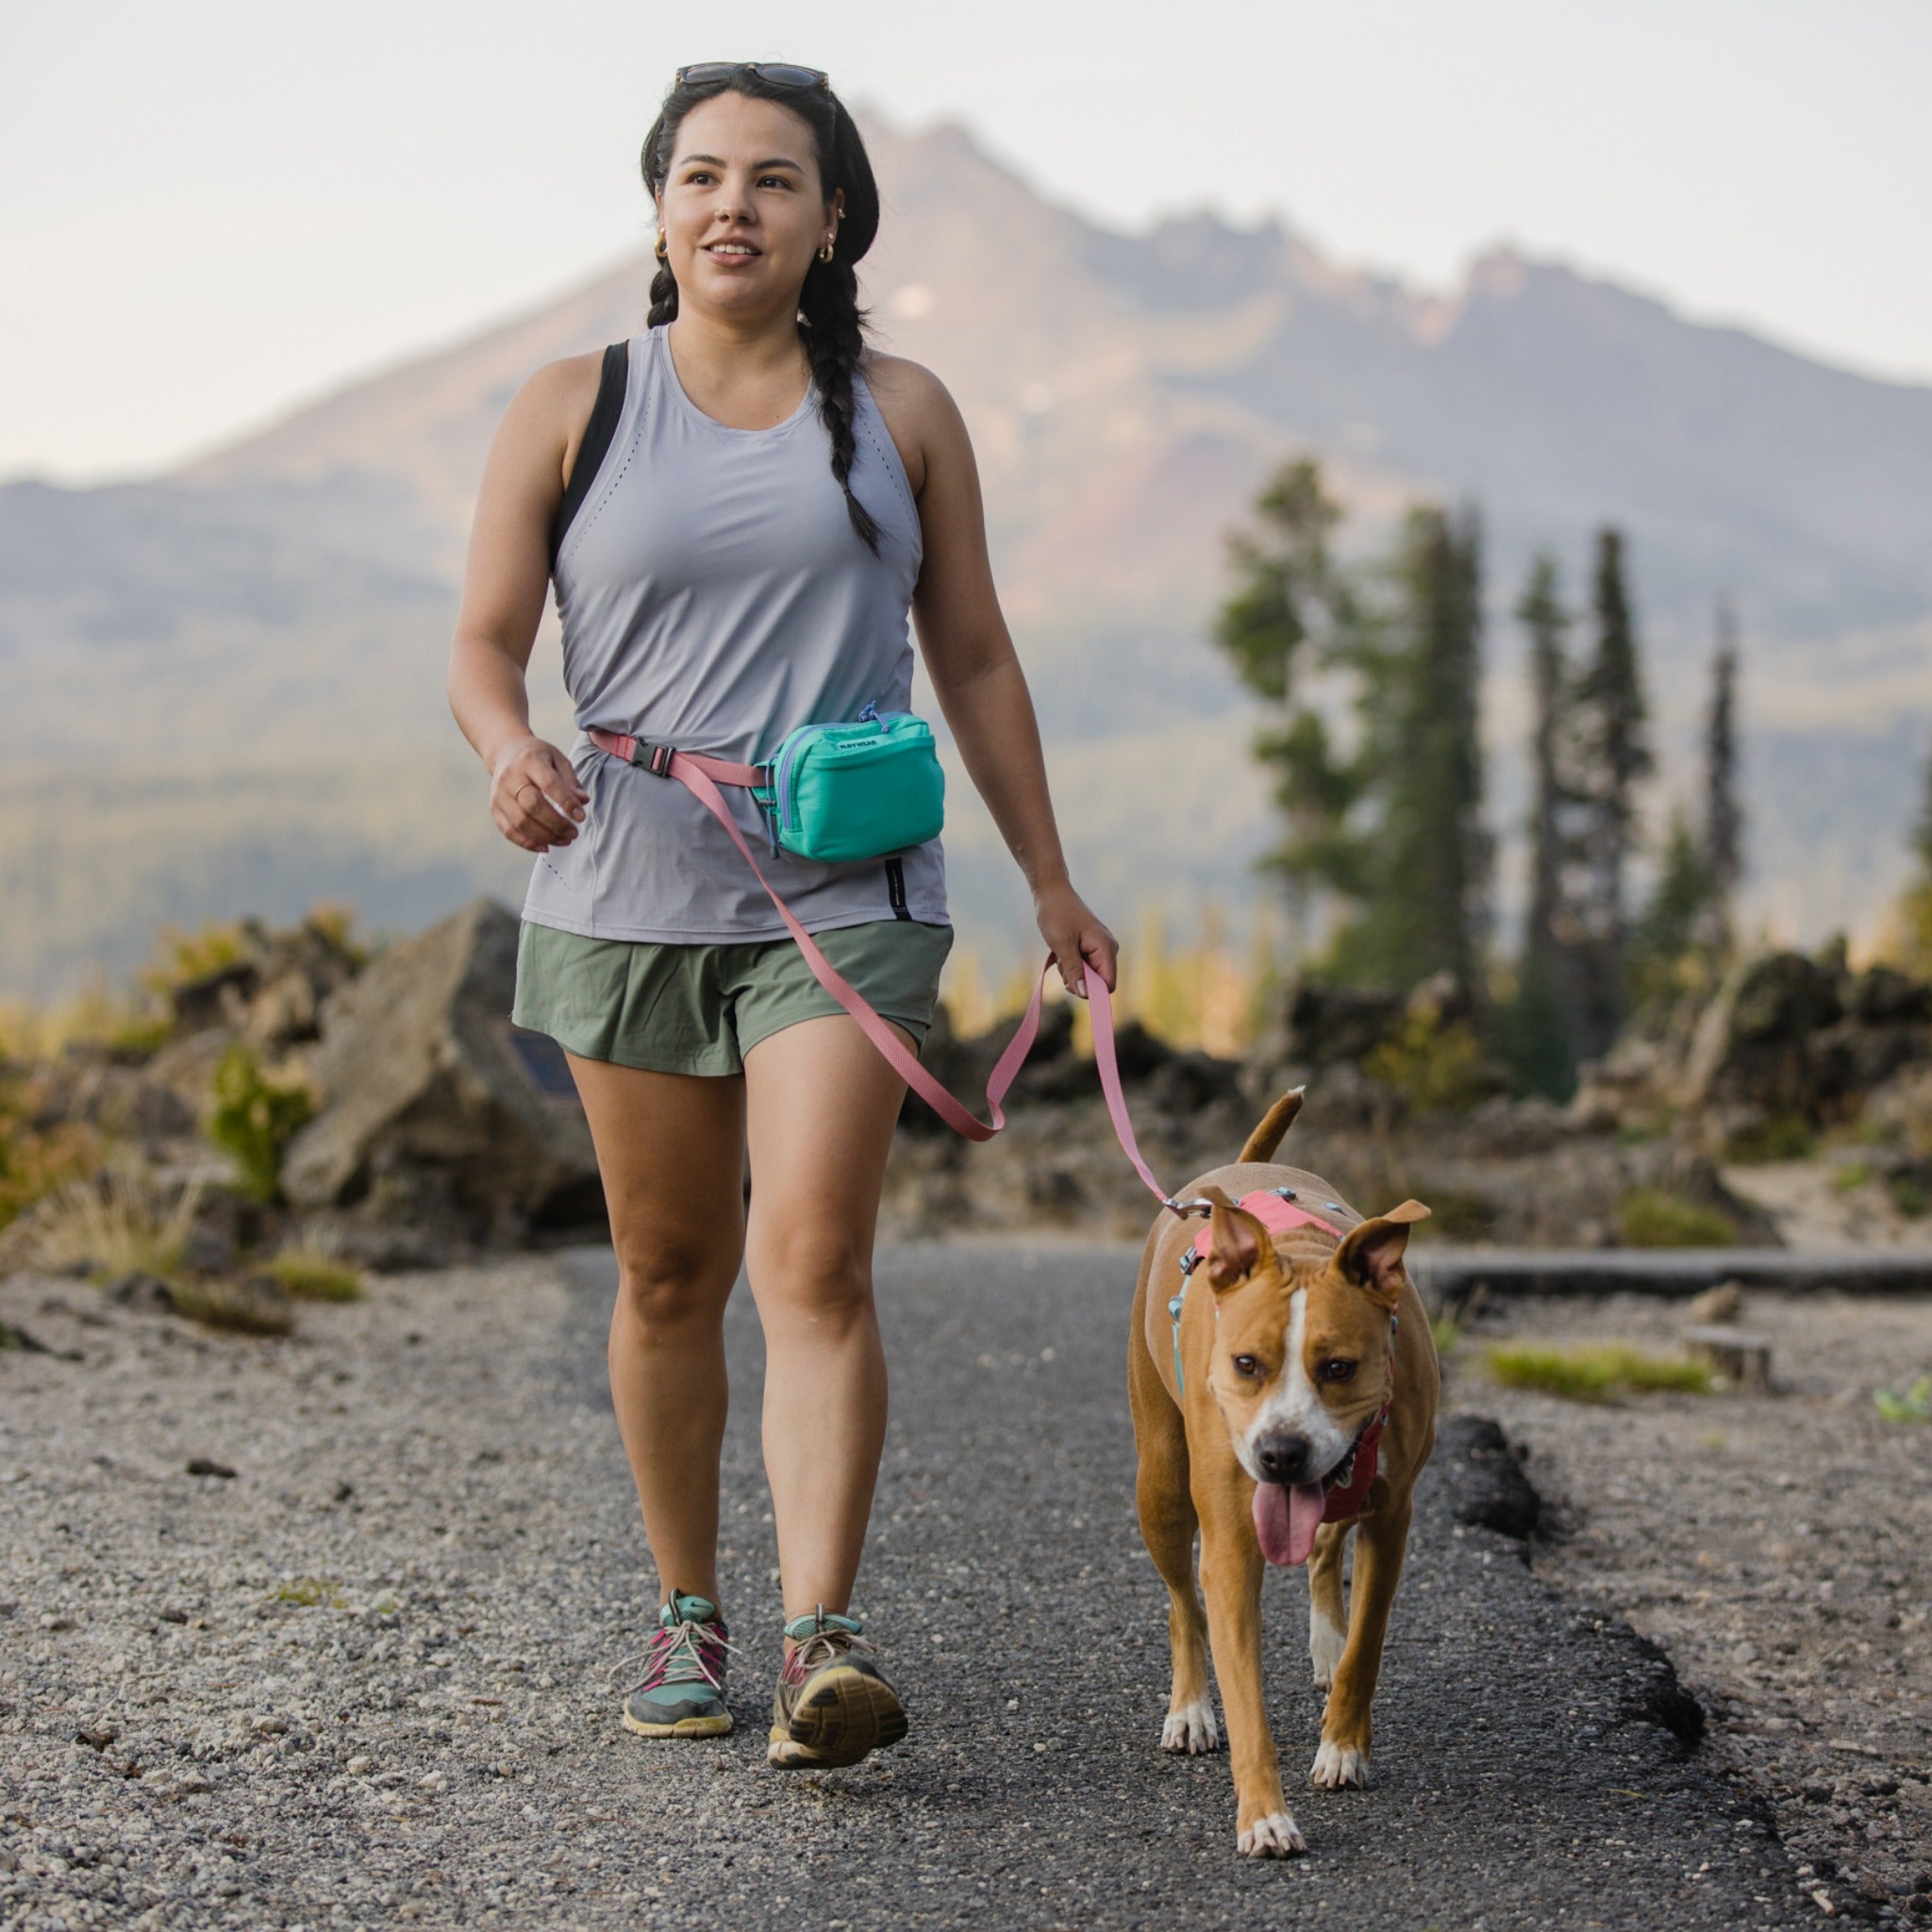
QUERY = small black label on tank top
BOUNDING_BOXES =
[885,858,909,920]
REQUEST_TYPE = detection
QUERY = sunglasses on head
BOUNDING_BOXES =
[675,61,830,92]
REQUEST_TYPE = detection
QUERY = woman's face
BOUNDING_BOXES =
[655,92,841,319]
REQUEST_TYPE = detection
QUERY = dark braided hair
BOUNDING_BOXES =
[641,69,884,554]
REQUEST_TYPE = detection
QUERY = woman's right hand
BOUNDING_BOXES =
[490,735,589,852]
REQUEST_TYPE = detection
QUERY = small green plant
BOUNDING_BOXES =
[1487,1343,1712,1400]
[1724,1114,1820,1164]
[1363,1008,1489,1113]
[208,1045,314,1205]
[167,1277,295,1338]
[274,1575,348,1608]
[1831,1161,1874,1193]
[1888,1175,1929,1219]
[1874,1375,1932,1424]
[265,1250,364,1303]
[1619,1188,1738,1249]
[1429,1311,1463,1357]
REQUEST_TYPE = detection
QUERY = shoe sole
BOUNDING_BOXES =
[621,1708,734,1740]
[766,1663,908,1770]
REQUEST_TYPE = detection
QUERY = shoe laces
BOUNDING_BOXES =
[609,1613,744,1698]
[782,1607,874,1685]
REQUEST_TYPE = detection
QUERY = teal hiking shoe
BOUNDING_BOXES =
[767,1607,907,1770]
[617,1591,734,1739]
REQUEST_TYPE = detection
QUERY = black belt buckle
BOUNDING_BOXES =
[631,741,676,777]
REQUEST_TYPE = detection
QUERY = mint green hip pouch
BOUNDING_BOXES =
[753,709,945,864]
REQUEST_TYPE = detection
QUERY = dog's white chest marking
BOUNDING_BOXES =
[1241,1289,1353,1479]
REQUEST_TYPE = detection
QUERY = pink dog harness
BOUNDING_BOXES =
[1169,1188,1393,1529]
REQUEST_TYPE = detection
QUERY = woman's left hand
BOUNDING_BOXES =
[1035,880,1118,1001]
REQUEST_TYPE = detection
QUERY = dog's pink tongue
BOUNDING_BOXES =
[1253,1481,1328,1567]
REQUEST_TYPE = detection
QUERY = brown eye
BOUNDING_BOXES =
[1320,1358,1357,1384]
[1232,1354,1260,1379]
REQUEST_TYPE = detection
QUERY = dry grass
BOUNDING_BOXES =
[1618,1188,1739,1249]
[25,1162,203,1280]
[165,1277,295,1338]
[1486,1342,1713,1400]
[264,1233,364,1304]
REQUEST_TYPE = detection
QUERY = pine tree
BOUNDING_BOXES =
[1213,459,1367,943]
[1507,553,1584,1096]
[1629,808,1715,1006]
[1700,601,1743,958]
[1333,504,1490,992]
[1572,528,1653,1055]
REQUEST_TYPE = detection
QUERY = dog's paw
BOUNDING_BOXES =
[1237,1810,1307,1857]
[1160,1699,1220,1755]
[1308,1608,1346,1690]
[1310,1740,1370,1788]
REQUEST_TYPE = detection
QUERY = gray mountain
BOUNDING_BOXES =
[2,116,1926,1000]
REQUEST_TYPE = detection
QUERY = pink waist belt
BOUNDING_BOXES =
[585,728,1189,1214]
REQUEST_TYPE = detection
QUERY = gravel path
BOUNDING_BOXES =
[2,1241,1818,1930]
[1468,1287,1932,1917]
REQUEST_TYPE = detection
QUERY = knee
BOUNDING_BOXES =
[754,1221,874,1330]
[613,1230,738,1330]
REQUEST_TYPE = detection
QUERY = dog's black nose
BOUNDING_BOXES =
[1255,1432,1315,1485]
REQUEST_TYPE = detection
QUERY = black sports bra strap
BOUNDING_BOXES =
[548,341,631,567]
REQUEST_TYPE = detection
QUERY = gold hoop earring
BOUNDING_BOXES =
[654,234,668,261]
[818,239,835,263]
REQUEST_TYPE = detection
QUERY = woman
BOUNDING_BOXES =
[447,61,1116,1771]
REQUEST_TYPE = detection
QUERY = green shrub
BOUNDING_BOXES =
[1724,1114,1820,1164]
[1874,1375,1932,1423]
[1363,1009,1489,1113]
[1619,1189,1739,1248]
[167,1277,295,1338]
[1831,1161,1874,1193]
[208,1045,313,1205]
[1487,1343,1711,1400]
[1888,1175,1929,1220]
[265,1252,364,1303]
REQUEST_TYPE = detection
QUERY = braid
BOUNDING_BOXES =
[798,255,882,555]
[647,252,678,327]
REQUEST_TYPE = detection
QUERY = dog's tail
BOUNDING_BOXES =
[1239,1088,1305,1164]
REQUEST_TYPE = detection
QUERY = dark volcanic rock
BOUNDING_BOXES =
[1434,1413,1543,1541]
[281,900,601,1240]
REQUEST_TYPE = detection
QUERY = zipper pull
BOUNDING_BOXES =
[857,701,879,724]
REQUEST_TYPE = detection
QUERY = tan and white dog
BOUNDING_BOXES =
[1127,1091,1439,1857]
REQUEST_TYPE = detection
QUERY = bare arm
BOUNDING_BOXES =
[445,355,600,852]
[870,357,1117,995]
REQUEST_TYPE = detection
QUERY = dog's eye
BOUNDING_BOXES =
[1320,1358,1357,1383]
[1231,1354,1260,1379]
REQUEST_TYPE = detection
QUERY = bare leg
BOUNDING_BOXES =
[741,1012,912,1626]
[568,1053,746,1607]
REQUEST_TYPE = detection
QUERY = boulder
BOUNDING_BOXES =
[281,900,602,1239]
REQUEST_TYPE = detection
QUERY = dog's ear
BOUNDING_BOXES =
[1335,1200,1429,1307]
[1198,1185,1271,1291]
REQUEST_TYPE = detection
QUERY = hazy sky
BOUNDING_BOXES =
[4,0,1926,483]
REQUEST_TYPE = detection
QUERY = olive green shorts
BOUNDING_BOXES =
[512,919,954,1077]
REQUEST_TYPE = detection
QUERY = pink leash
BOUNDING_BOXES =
[586,731,1191,1214]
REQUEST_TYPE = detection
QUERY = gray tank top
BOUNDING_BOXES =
[521,325,948,942]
